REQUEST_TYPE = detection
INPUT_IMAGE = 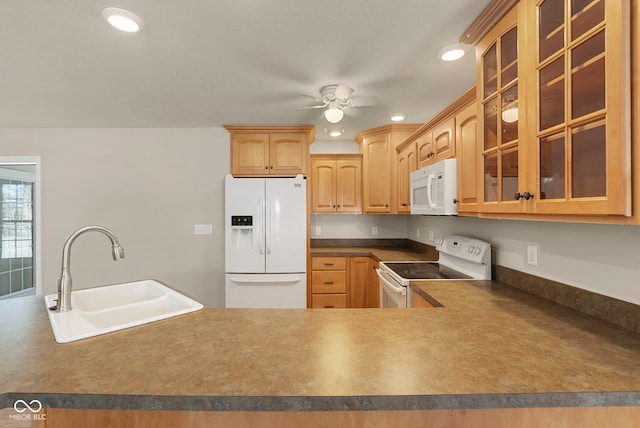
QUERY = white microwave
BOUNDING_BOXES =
[410,158,457,215]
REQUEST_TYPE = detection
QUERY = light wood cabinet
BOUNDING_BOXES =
[455,89,480,213]
[310,154,362,213]
[310,257,347,308]
[472,0,632,219]
[310,256,378,308]
[225,125,315,177]
[395,89,476,215]
[396,143,417,213]
[348,257,379,308]
[355,124,420,213]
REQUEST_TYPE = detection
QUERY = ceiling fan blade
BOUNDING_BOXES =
[343,106,364,117]
[347,95,379,107]
[334,84,354,100]
[290,104,327,111]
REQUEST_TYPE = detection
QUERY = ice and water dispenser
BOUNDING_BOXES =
[230,215,253,248]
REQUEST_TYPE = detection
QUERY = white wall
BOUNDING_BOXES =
[0,128,229,307]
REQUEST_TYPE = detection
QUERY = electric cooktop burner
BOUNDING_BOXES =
[383,262,471,280]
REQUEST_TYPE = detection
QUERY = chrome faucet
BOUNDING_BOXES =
[53,225,125,312]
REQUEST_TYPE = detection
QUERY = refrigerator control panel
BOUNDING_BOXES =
[231,216,252,227]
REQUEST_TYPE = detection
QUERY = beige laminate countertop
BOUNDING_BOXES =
[1,278,640,412]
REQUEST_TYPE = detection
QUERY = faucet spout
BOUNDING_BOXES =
[55,225,125,312]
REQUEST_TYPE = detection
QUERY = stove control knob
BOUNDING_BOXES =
[474,247,482,255]
[468,245,475,253]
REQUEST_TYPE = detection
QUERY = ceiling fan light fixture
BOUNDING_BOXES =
[390,113,406,122]
[438,44,465,62]
[102,7,144,32]
[324,106,344,124]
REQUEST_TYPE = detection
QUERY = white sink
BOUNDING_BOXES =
[44,280,203,343]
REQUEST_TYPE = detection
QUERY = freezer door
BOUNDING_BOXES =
[265,176,307,273]
[225,273,307,308]
[225,176,266,273]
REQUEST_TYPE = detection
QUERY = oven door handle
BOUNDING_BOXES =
[376,268,406,295]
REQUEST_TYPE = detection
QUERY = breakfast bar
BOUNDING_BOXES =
[1,277,639,426]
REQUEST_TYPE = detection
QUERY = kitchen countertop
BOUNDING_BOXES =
[1,278,640,412]
[309,245,436,262]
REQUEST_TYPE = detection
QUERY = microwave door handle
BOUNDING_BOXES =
[426,173,436,208]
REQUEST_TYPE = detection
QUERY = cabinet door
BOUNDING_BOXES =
[477,7,523,213]
[269,133,308,176]
[336,160,362,213]
[368,259,379,308]
[397,143,417,213]
[431,117,456,163]
[416,132,433,168]
[526,0,631,216]
[455,101,479,212]
[362,134,391,213]
[311,160,337,213]
[348,257,379,308]
[231,133,270,175]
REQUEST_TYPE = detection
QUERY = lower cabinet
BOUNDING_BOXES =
[310,256,379,308]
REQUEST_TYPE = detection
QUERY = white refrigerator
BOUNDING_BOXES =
[224,174,307,308]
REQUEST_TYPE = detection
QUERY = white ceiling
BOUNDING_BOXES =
[0,0,491,140]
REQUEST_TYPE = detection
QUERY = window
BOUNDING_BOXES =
[0,179,34,298]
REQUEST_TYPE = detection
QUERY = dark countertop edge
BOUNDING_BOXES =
[3,392,640,412]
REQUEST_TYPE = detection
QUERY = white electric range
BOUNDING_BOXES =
[377,235,492,308]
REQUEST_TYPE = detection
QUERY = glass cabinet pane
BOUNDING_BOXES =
[501,84,518,143]
[571,30,605,119]
[539,56,565,131]
[501,150,519,201]
[483,44,498,97]
[571,0,604,41]
[484,97,498,150]
[501,27,518,85]
[540,133,565,199]
[539,0,565,62]
[484,155,498,202]
[571,121,606,198]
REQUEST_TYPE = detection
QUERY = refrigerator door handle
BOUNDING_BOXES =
[229,276,303,285]
[265,197,271,255]
[257,196,265,254]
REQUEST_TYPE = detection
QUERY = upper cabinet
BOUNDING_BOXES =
[356,124,420,214]
[472,0,632,219]
[225,125,315,177]
[395,89,476,214]
[310,154,362,214]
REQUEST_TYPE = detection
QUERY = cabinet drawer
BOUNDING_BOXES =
[311,271,347,293]
[312,257,347,270]
[311,294,346,309]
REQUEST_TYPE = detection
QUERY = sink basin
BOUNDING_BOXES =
[44,279,203,343]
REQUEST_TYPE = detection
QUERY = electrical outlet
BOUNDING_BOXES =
[315,226,321,236]
[416,228,420,238]
[194,224,212,235]
[372,226,378,235]
[527,245,538,266]
[428,230,435,241]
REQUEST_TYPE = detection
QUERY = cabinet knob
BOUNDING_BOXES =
[453,199,459,204]
[324,305,335,308]
[514,192,534,200]
[323,281,334,285]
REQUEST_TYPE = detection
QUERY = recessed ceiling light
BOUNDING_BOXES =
[390,113,406,122]
[329,129,343,137]
[438,44,465,62]
[102,7,144,32]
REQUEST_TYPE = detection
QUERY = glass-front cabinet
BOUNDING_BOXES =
[475,0,631,217]
[477,6,523,213]
[528,0,631,215]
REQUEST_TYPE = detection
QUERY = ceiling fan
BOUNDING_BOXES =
[295,84,379,124]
